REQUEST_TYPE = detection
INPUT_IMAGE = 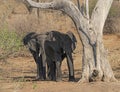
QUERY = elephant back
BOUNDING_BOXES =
[46,31,77,54]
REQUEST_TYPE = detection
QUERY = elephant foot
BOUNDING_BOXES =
[69,76,75,82]
[47,76,56,81]
[51,77,56,81]
[33,76,45,81]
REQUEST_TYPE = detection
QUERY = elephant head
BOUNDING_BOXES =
[23,32,38,52]
[23,32,47,80]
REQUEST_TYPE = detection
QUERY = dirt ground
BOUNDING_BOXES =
[0,34,120,92]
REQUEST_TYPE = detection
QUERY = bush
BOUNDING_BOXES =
[0,26,23,60]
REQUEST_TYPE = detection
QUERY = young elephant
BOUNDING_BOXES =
[23,31,77,81]
[44,31,77,81]
[23,32,47,80]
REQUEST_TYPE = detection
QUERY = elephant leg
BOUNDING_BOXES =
[47,62,56,81]
[47,63,51,80]
[33,54,46,80]
[37,55,46,80]
[51,62,56,81]
[36,61,44,80]
[47,62,52,80]
[40,56,46,80]
[66,53,75,81]
[56,61,62,82]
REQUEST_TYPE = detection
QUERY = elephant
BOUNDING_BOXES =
[23,32,47,80]
[44,31,77,81]
[23,31,77,81]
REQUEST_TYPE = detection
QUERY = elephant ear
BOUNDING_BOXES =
[28,39,37,52]
[23,32,36,45]
[23,32,38,52]
[66,31,77,52]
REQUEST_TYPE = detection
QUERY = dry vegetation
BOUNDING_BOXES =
[0,0,120,92]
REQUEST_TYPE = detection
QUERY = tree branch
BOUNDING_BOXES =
[85,0,89,19]
[24,0,55,9]
[24,0,87,32]
[24,0,95,44]
[91,0,113,34]
[24,0,79,11]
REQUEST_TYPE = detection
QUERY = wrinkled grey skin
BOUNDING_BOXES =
[23,31,77,81]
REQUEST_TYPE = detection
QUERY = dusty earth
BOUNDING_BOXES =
[0,34,120,92]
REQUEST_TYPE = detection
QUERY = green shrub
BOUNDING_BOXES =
[0,27,23,58]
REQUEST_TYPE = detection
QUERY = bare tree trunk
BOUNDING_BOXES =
[23,0,117,82]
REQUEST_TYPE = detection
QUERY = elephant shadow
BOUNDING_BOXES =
[11,76,37,82]
[62,69,82,82]
[10,69,81,82]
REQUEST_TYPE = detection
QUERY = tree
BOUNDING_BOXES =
[23,0,117,83]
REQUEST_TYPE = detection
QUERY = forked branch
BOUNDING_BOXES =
[24,0,92,41]
[91,0,113,34]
